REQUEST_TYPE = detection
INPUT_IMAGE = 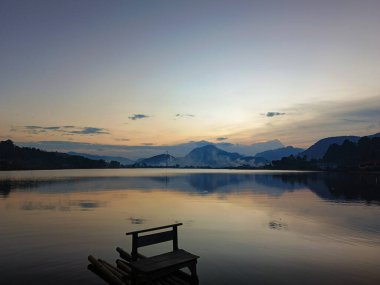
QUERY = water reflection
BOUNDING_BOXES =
[129,217,146,224]
[268,220,288,230]
[1,169,380,285]
[20,200,106,211]
[1,171,379,203]
[0,180,11,197]
[268,173,380,202]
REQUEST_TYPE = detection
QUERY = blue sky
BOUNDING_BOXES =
[1,0,379,150]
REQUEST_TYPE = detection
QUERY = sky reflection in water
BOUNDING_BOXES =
[1,169,380,285]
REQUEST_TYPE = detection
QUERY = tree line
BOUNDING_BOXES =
[0,140,122,170]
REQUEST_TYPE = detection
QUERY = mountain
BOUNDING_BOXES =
[19,139,284,160]
[323,136,380,170]
[369,132,380,139]
[302,132,380,160]
[181,145,241,168]
[255,146,304,162]
[0,140,117,170]
[215,140,284,156]
[301,136,360,160]
[236,156,269,167]
[133,154,177,167]
[68,152,134,165]
[180,144,268,168]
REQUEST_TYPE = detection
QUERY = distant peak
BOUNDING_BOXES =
[197,144,218,150]
[0,139,14,146]
[187,144,222,156]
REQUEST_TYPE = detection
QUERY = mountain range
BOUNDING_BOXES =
[67,152,134,165]
[2,131,379,170]
[301,132,380,160]
[180,144,267,168]
[134,154,177,167]
[132,132,380,168]
[18,139,284,160]
[255,146,304,162]
[134,145,269,168]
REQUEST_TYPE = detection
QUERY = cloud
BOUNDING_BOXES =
[25,126,44,129]
[22,126,48,134]
[216,142,234,147]
[15,126,109,135]
[266,112,286,117]
[44,126,61,130]
[216,137,228,141]
[229,95,380,147]
[175,113,194,118]
[68,127,109,135]
[129,114,149,120]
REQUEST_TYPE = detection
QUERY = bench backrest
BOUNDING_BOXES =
[126,223,182,261]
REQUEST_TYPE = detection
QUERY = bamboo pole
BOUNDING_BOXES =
[116,259,132,273]
[88,255,126,285]
[116,247,133,262]
[98,258,129,280]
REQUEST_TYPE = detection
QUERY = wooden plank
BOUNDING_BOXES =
[137,253,146,260]
[126,223,182,235]
[130,250,199,273]
[137,230,174,248]
[145,261,196,281]
[173,269,193,282]
[165,274,190,285]
[172,226,178,251]
[132,233,138,261]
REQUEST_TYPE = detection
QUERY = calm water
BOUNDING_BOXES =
[1,169,380,285]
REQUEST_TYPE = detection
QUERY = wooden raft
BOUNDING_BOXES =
[88,223,199,285]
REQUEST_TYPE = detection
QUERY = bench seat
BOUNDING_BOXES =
[127,223,199,284]
[130,249,199,274]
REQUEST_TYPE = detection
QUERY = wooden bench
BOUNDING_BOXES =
[126,223,199,284]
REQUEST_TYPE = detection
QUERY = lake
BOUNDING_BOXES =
[1,169,380,285]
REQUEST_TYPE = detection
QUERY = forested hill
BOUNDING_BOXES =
[323,136,380,170]
[0,140,120,170]
[269,136,380,171]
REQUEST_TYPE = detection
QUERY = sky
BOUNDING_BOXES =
[1,0,380,152]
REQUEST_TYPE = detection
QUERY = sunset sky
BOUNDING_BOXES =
[1,0,380,151]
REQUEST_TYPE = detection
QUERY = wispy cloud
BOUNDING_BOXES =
[14,126,109,135]
[265,112,286,117]
[230,95,380,147]
[129,114,149,120]
[216,137,228,141]
[68,127,109,135]
[175,113,194,118]
[44,126,61,130]
[24,125,46,130]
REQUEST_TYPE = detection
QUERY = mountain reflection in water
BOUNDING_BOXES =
[1,169,380,285]
[1,171,379,202]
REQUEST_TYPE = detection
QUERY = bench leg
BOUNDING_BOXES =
[131,269,137,285]
[188,263,199,285]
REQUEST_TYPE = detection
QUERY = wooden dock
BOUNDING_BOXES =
[88,224,199,285]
